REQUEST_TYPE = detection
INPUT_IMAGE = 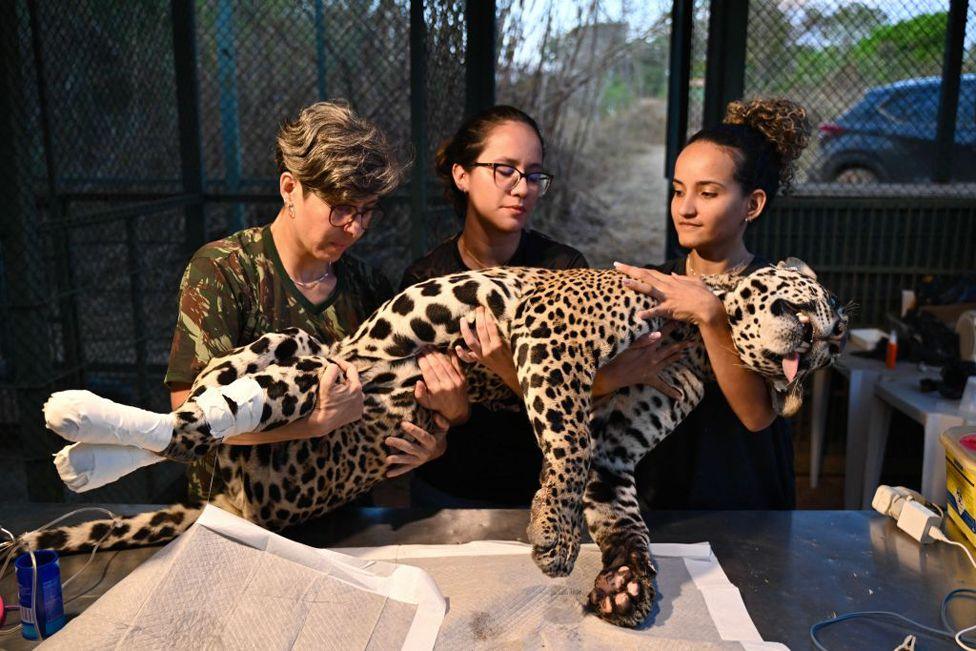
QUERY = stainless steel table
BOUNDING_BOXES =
[1,504,974,649]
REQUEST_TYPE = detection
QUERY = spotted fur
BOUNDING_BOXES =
[26,259,845,628]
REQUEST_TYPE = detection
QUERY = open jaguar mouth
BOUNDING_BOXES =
[782,313,814,383]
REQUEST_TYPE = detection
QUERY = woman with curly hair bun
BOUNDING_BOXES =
[615,97,813,509]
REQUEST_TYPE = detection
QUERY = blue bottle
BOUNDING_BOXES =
[15,550,66,640]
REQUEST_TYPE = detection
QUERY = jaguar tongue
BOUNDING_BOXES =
[782,353,800,383]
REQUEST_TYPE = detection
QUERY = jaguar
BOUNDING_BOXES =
[28,258,846,628]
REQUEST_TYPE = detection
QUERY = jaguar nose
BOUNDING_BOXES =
[828,318,846,340]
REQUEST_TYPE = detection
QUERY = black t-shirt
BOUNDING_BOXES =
[634,255,796,510]
[399,229,588,504]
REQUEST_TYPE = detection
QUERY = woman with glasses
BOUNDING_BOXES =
[399,105,687,507]
[166,101,449,502]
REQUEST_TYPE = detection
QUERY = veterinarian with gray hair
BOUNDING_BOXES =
[165,101,449,502]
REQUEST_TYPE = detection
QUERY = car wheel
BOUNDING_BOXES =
[833,166,879,184]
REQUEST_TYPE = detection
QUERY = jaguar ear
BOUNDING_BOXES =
[770,385,803,418]
[777,257,817,280]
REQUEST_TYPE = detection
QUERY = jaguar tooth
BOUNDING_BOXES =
[797,313,810,324]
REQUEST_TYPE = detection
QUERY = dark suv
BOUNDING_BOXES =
[817,74,976,183]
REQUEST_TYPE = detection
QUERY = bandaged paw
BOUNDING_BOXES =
[193,377,265,440]
[44,390,175,452]
[54,442,164,493]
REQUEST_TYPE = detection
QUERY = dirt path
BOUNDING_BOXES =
[559,143,669,268]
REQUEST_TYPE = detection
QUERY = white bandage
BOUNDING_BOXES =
[44,390,175,452]
[193,377,265,440]
[54,442,164,493]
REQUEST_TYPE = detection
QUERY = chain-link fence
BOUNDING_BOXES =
[742,0,976,326]
[746,0,976,194]
[0,0,468,504]
[496,1,674,268]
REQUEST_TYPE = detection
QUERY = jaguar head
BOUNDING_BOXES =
[722,258,848,416]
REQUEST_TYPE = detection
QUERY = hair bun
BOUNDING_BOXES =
[724,98,811,190]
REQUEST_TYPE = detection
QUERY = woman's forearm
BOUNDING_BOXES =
[592,369,618,398]
[497,365,523,397]
[698,319,776,432]
[223,417,331,445]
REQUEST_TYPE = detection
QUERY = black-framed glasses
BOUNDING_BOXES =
[472,162,553,196]
[329,203,382,230]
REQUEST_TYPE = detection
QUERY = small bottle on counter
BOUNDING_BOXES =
[885,330,898,369]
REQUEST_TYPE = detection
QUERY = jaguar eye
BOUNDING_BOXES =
[771,298,807,318]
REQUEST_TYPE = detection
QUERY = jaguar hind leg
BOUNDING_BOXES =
[580,377,703,627]
[45,356,328,491]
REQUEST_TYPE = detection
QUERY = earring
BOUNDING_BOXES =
[288,202,295,217]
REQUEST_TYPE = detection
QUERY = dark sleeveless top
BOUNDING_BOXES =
[634,255,796,510]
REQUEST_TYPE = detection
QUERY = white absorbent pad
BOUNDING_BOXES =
[54,442,164,493]
[44,507,784,650]
[41,505,445,650]
[331,541,787,650]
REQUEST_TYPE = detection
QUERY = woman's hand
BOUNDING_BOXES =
[308,358,364,432]
[456,306,521,394]
[415,349,471,425]
[613,262,725,327]
[593,325,692,398]
[385,414,450,478]
[615,262,775,431]
[223,358,363,445]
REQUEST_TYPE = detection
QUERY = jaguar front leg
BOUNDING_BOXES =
[516,340,594,578]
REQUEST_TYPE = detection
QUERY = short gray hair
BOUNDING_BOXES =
[275,100,405,202]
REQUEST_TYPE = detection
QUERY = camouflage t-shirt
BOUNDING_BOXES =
[165,225,394,499]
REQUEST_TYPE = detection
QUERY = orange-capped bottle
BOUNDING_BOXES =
[885,330,898,369]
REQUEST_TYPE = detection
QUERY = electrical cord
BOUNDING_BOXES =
[933,529,976,570]
[810,609,962,649]
[941,589,976,651]
[811,499,976,650]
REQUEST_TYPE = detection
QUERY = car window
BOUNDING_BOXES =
[879,87,938,124]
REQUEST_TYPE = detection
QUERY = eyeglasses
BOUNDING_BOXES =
[471,162,553,196]
[328,203,382,230]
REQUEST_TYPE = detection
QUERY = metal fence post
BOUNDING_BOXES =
[0,0,60,501]
[172,0,206,256]
[28,0,84,389]
[703,0,747,129]
[216,0,244,230]
[665,0,693,260]
[314,0,328,100]
[125,218,149,408]
[464,0,495,117]
[933,0,969,184]
[410,0,429,260]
